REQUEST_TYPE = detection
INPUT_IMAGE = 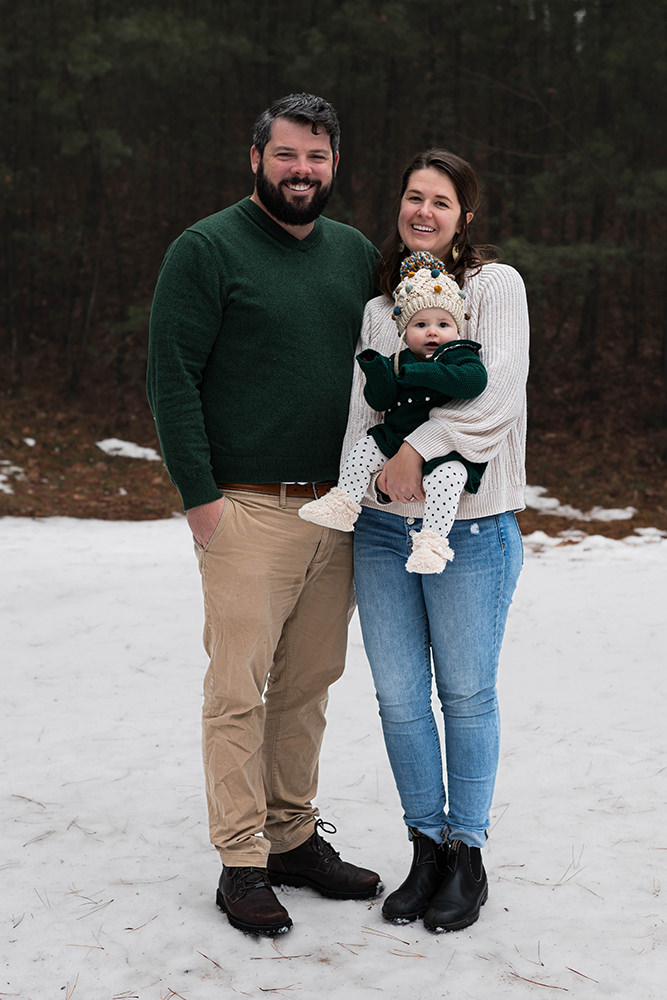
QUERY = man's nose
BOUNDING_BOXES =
[291,157,312,175]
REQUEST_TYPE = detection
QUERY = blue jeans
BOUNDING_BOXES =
[354,506,523,849]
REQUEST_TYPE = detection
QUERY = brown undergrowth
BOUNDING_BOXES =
[1,376,665,538]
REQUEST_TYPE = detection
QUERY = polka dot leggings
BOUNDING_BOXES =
[422,460,467,538]
[338,436,467,541]
[338,436,388,501]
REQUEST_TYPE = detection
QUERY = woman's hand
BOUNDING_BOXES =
[376,442,425,503]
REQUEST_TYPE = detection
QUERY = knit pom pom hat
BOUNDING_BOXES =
[392,251,466,336]
[391,252,467,374]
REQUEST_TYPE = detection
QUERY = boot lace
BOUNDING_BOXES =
[312,818,340,860]
[235,867,272,892]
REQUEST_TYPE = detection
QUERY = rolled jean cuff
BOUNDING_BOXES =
[445,825,488,850]
[410,824,446,845]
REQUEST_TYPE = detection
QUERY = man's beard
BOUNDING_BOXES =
[255,158,334,225]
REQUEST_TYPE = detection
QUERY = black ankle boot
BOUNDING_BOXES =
[381,828,448,924]
[423,840,488,932]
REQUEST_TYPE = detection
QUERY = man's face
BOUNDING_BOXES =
[251,117,338,227]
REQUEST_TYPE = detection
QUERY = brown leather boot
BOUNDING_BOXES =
[216,866,292,936]
[267,820,383,900]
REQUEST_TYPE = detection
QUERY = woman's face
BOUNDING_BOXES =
[397,167,471,261]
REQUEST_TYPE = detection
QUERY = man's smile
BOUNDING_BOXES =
[284,180,316,192]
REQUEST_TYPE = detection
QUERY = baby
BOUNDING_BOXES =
[299,252,488,573]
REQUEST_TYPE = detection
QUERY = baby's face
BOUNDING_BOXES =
[404,308,459,360]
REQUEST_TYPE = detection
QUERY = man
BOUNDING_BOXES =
[147,94,381,936]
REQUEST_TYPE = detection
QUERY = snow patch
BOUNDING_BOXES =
[525,484,636,521]
[96,437,162,461]
[0,460,25,494]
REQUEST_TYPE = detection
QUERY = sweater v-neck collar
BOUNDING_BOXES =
[240,197,323,251]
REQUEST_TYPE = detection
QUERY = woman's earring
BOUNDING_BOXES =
[398,240,405,252]
[451,241,460,262]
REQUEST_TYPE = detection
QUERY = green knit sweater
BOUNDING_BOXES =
[147,198,377,509]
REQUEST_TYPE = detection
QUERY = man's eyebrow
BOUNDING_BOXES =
[272,144,331,155]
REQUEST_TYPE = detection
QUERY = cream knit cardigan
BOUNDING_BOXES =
[341,262,530,521]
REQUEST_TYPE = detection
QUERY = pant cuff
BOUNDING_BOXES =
[265,815,318,855]
[445,825,488,850]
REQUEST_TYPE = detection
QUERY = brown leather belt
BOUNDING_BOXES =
[218,481,336,499]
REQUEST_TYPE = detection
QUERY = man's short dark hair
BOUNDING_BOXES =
[252,93,340,158]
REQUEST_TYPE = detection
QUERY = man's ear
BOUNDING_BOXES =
[333,151,340,176]
[250,145,260,176]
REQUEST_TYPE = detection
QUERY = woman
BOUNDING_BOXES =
[342,149,529,932]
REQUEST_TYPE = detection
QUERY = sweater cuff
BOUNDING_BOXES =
[405,423,456,464]
[177,474,222,512]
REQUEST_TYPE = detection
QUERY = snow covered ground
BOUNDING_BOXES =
[2,513,666,999]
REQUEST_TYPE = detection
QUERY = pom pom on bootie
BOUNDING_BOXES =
[405,529,454,574]
[298,487,362,532]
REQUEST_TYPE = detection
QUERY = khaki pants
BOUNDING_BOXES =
[195,489,353,867]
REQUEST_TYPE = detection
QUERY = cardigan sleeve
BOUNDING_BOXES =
[405,264,529,465]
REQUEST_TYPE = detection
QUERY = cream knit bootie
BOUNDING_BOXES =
[298,487,362,532]
[405,529,454,574]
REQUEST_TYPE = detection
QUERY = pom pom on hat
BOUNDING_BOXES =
[399,251,444,280]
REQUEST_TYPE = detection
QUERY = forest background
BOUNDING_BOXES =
[1,0,665,535]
